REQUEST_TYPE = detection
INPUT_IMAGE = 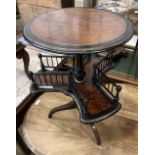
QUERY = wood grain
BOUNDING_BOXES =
[118,83,138,121]
[78,57,137,120]
[23,8,133,54]
[78,58,112,115]
[31,8,126,46]
[23,92,137,155]
[17,0,61,9]
[17,0,60,23]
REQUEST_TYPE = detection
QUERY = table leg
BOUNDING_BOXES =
[16,43,30,79]
[48,100,76,118]
[74,55,86,83]
[90,124,101,145]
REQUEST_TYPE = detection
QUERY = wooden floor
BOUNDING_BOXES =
[118,83,138,121]
[22,92,137,155]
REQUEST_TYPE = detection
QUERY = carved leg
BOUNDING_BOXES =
[16,43,30,79]
[22,50,30,79]
[48,100,76,118]
[90,124,101,145]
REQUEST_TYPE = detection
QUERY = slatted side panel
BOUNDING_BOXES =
[33,72,70,87]
[94,66,118,99]
[102,76,117,97]
[39,54,74,71]
[40,55,64,69]
[99,57,109,70]
[95,54,113,73]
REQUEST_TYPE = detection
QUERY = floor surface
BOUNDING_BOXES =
[20,92,137,155]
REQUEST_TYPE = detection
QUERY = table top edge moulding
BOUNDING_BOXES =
[23,8,133,54]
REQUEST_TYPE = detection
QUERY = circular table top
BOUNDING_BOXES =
[23,8,133,54]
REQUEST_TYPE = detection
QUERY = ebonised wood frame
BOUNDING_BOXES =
[38,53,75,72]
[16,45,122,146]
[28,54,122,145]
[38,53,90,82]
[20,8,130,145]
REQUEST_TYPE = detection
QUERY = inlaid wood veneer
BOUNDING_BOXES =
[24,8,133,54]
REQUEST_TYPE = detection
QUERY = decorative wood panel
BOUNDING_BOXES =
[17,0,61,8]
[17,0,61,24]
[17,4,56,24]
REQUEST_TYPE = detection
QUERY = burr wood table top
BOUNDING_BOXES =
[23,8,133,54]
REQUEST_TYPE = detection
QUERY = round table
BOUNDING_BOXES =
[23,8,133,81]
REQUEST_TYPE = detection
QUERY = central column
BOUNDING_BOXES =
[74,55,86,83]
